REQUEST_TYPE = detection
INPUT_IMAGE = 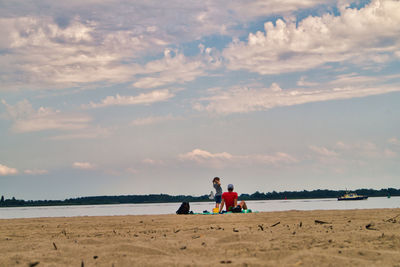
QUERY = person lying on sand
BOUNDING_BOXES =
[219,184,247,213]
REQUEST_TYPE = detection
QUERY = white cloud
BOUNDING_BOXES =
[0,4,225,91]
[335,140,398,159]
[132,50,207,89]
[384,149,397,158]
[0,0,342,92]
[0,164,18,176]
[308,140,399,169]
[335,141,351,150]
[194,83,400,114]
[0,16,146,89]
[388,137,400,146]
[131,114,179,126]
[180,149,234,162]
[12,113,90,133]
[142,158,165,165]
[296,76,319,87]
[223,0,400,74]
[309,145,338,157]
[24,169,48,175]
[125,167,138,174]
[87,89,174,108]
[179,148,297,168]
[1,99,34,120]
[241,152,298,165]
[2,99,91,133]
[328,73,380,87]
[48,126,112,140]
[73,162,95,170]
[0,0,351,92]
[335,141,376,151]
[226,0,332,21]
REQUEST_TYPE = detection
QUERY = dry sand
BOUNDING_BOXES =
[1,208,400,266]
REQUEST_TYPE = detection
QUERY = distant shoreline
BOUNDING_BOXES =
[1,188,398,208]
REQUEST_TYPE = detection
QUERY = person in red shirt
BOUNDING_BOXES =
[219,184,247,212]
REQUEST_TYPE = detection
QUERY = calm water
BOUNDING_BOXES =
[1,197,399,219]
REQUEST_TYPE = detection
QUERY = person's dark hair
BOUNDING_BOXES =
[212,177,220,183]
[227,184,234,192]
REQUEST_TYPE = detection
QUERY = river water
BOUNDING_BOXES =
[1,197,399,219]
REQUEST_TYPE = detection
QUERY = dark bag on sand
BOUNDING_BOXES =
[176,202,190,214]
[231,205,242,213]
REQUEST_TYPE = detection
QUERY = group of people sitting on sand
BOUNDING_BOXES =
[176,176,248,214]
[212,177,247,213]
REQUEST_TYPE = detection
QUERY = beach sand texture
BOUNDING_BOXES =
[1,208,400,266]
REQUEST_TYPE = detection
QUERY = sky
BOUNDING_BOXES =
[1,0,400,200]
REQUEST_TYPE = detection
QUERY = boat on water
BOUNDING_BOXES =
[337,192,368,201]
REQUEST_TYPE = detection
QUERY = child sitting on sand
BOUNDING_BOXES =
[212,177,222,209]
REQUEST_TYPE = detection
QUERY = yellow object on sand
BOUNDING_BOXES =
[212,208,219,213]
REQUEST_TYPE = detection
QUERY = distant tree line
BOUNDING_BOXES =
[238,188,399,200]
[0,194,210,207]
[0,188,399,207]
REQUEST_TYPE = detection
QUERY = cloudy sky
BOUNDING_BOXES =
[1,0,400,200]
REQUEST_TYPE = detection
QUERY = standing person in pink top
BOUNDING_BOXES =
[219,184,247,213]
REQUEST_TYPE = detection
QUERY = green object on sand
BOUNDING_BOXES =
[194,209,255,215]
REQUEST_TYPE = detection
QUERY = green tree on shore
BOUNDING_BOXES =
[1,188,400,208]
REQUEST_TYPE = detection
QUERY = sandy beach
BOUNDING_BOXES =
[1,208,400,266]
